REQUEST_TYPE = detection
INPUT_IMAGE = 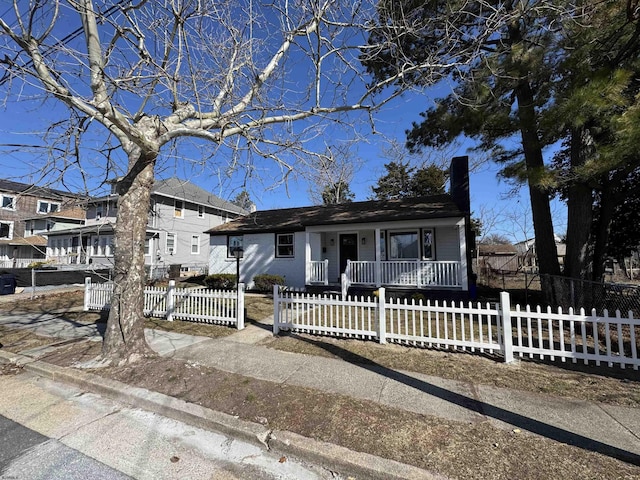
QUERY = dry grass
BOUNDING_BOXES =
[2,290,640,478]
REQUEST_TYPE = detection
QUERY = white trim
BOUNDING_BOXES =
[0,220,14,240]
[191,235,200,255]
[166,232,177,255]
[1,194,16,210]
[37,199,61,214]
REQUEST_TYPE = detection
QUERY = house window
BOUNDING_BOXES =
[0,222,12,239]
[37,200,60,214]
[191,235,200,254]
[174,200,184,218]
[227,235,243,257]
[422,228,435,260]
[388,231,419,259]
[144,238,150,256]
[198,205,205,218]
[166,233,176,254]
[276,233,294,258]
[1,195,15,210]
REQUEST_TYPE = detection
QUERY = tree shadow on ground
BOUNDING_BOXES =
[288,333,640,467]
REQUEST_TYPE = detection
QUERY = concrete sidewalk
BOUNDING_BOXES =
[1,311,640,472]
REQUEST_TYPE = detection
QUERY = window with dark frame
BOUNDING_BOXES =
[422,228,435,260]
[276,233,294,257]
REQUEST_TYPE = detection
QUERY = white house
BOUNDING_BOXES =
[206,157,474,294]
[46,178,248,277]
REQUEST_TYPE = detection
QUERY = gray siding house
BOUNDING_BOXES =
[46,178,247,277]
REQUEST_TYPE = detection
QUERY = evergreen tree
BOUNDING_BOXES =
[321,181,355,204]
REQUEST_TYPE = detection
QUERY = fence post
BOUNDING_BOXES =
[83,277,91,311]
[378,287,386,344]
[273,284,280,335]
[31,268,36,299]
[237,283,245,330]
[166,280,175,322]
[499,291,514,363]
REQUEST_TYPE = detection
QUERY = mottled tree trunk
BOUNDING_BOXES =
[102,151,157,364]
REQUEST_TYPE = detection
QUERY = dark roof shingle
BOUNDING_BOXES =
[206,194,464,234]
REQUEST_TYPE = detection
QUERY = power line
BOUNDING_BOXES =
[0,1,126,86]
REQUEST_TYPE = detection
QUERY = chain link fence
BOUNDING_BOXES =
[477,268,640,316]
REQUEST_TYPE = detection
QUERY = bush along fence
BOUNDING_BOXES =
[84,278,245,329]
[273,286,640,370]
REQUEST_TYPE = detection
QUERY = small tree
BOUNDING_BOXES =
[371,161,446,200]
[321,181,355,205]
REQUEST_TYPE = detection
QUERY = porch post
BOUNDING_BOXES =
[458,222,469,290]
[375,227,381,287]
[305,231,311,285]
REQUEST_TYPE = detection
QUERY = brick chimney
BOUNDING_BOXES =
[449,156,470,214]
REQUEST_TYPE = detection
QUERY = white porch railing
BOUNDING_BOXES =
[308,259,329,285]
[346,260,461,288]
[0,258,46,268]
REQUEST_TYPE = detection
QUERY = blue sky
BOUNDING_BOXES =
[0,86,567,243]
[0,3,567,243]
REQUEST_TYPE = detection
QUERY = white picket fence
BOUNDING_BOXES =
[84,278,245,329]
[273,286,640,370]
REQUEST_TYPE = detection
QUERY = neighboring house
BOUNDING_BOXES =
[514,235,566,272]
[0,179,84,267]
[478,243,519,273]
[45,178,248,277]
[206,157,473,293]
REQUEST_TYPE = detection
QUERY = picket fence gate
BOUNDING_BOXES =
[273,286,640,370]
[83,278,245,329]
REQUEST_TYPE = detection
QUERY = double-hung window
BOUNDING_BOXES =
[276,233,294,258]
[166,233,176,254]
[191,235,200,254]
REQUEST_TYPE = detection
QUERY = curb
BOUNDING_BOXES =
[0,351,441,480]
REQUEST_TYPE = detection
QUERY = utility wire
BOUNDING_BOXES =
[0,1,125,86]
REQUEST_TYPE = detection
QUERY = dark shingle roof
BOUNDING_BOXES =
[0,179,83,200]
[206,194,464,235]
[152,178,247,215]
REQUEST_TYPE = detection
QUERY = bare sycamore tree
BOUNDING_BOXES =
[0,0,507,365]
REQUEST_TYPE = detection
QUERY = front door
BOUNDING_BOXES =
[339,233,358,274]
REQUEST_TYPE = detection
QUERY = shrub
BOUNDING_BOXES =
[27,261,50,269]
[203,273,237,289]
[252,274,285,292]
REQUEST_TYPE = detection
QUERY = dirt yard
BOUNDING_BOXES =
[1,289,639,479]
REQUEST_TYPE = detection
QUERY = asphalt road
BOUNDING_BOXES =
[0,414,131,480]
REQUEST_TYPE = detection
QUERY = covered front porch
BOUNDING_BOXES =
[303,219,468,291]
